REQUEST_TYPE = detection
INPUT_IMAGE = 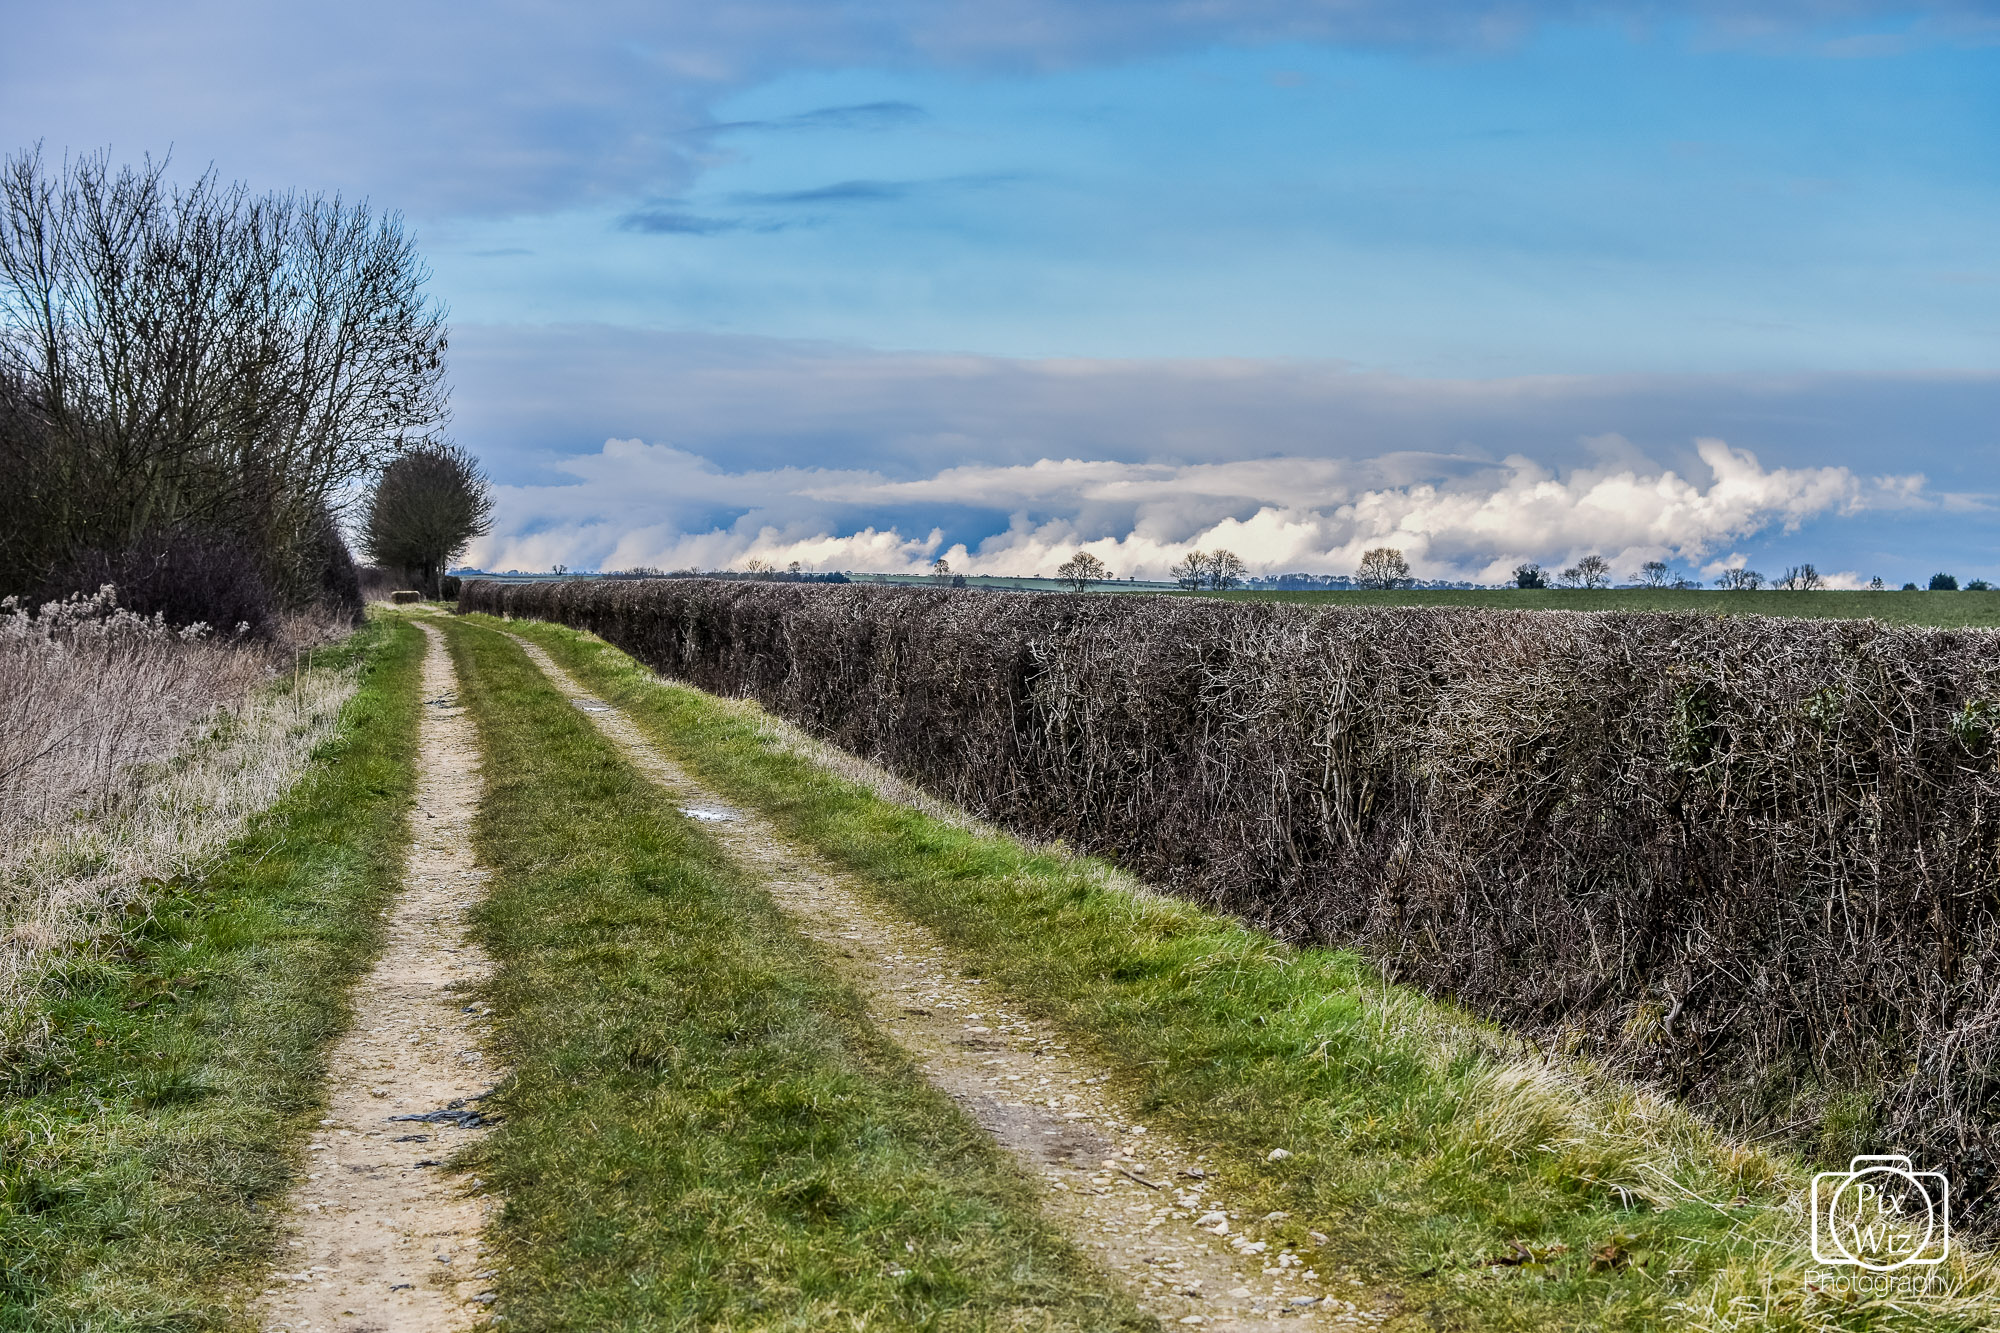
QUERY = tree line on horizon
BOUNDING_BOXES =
[1027,544,1987,595]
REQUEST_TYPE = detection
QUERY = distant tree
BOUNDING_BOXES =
[1777,564,1825,591]
[1560,554,1613,589]
[1056,550,1111,592]
[1715,567,1765,592]
[787,560,803,574]
[930,556,952,582]
[1635,560,1671,588]
[1902,581,1920,591]
[1969,579,1992,591]
[1203,549,1247,591]
[1513,562,1548,589]
[1355,547,1411,591]
[1170,551,1207,591]
[1930,572,1959,591]
[743,557,772,577]
[360,441,494,599]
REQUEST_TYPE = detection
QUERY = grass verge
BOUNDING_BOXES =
[487,611,2000,1333]
[439,616,1146,1332]
[0,614,424,1331]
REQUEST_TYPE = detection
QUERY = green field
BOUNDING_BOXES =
[826,577,2000,628]
[1197,587,2000,628]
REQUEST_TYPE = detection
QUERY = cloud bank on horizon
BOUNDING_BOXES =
[7,1,1998,581]
[468,433,1932,587]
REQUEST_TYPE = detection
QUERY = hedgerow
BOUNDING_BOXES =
[461,578,2000,1217]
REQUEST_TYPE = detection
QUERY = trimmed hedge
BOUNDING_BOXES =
[462,578,2000,1213]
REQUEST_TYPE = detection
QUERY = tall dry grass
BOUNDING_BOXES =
[0,587,360,1025]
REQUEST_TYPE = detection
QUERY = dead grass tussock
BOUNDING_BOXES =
[0,587,347,837]
[0,590,359,1022]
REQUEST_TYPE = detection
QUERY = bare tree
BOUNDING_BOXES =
[1355,547,1410,590]
[1056,550,1110,592]
[1635,560,1671,588]
[1715,567,1765,592]
[929,556,952,582]
[1203,549,1247,591]
[1561,554,1613,589]
[0,145,449,606]
[1170,550,1206,591]
[360,441,492,598]
[1777,564,1825,591]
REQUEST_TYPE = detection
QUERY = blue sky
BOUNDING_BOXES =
[6,2,1997,583]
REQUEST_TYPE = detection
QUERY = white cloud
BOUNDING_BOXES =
[466,433,1925,583]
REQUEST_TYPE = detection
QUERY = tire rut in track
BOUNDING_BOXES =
[510,632,1395,1330]
[257,622,502,1333]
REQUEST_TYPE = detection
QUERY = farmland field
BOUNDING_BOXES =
[1200,586,2000,627]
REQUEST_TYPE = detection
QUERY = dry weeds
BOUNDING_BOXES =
[0,587,359,1032]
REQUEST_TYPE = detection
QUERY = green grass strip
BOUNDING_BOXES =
[0,615,424,1331]
[439,617,1145,1332]
[486,612,2000,1333]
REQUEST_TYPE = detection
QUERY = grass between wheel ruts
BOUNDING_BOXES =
[0,614,424,1330]
[484,612,2000,1333]
[438,616,1147,1332]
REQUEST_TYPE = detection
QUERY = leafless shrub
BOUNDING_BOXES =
[467,577,2000,1218]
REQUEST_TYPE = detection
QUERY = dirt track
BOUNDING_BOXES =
[256,623,501,1333]
[513,633,1393,1329]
